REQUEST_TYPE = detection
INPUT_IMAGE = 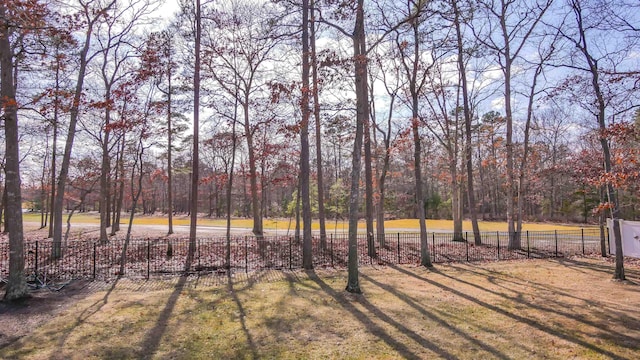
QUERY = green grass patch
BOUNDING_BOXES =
[2,259,638,359]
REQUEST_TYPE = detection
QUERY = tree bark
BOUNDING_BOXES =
[111,135,125,235]
[1,4,29,300]
[167,49,174,235]
[188,0,202,269]
[99,86,112,243]
[453,0,481,244]
[406,8,432,267]
[301,0,313,269]
[346,0,366,294]
[364,100,376,258]
[310,0,327,249]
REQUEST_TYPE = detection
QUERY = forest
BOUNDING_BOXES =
[1,0,639,297]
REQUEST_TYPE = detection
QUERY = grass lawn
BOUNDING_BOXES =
[1,258,638,359]
[22,212,586,233]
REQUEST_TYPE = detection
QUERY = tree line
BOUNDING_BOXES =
[2,0,639,298]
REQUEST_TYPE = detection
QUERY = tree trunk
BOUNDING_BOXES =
[407,14,431,267]
[188,0,202,269]
[167,76,174,234]
[99,88,112,243]
[225,98,238,269]
[572,1,624,279]
[310,0,327,249]
[48,58,59,238]
[516,61,544,236]
[346,0,366,294]
[40,131,50,229]
[0,185,6,233]
[1,5,29,299]
[364,103,376,258]
[451,160,463,241]
[111,135,125,235]
[503,53,518,249]
[301,0,313,269]
[244,103,262,237]
[375,93,395,247]
[453,0,481,244]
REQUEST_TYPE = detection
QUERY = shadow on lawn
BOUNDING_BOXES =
[139,275,187,359]
[446,263,640,351]
[359,272,510,359]
[54,277,121,353]
[554,257,640,282]
[226,273,259,360]
[389,264,638,359]
[307,270,453,360]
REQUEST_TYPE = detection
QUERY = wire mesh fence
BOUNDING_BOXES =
[0,228,607,282]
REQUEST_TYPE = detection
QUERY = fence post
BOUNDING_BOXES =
[397,233,400,264]
[497,231,500,260]
[245,236,248,274]
[35,241,38,279]
[432,233,436,263]
[526,231,530,258]
[331,233,334,268]
[92,242,97,280]
[289,236,292,270]
[147,240,151,280]
[555,230,558,257]
[581,228,585,255]
[465,232,469,262]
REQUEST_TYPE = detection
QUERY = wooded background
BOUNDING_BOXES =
[2,0,639,242]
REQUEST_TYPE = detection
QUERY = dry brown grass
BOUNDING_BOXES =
[1,257,638,359]
[22,212,586,233]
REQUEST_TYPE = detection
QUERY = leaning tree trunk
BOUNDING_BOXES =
[52,6,100,259]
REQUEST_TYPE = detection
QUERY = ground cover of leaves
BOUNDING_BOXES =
[1,257,639,359]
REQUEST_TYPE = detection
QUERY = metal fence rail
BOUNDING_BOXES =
[0,229,607,282]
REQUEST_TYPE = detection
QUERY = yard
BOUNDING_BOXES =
[1,257,639,359]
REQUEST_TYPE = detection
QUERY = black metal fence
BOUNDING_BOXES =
[0,229,606,282]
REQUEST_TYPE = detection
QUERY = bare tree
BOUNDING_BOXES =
[202,0,284,238]
[451,0,481,244]
[52,0,117,259]
[554,0,640,280]
[395,0,434,264]
[94,0,154,242]
[473,0,552,249]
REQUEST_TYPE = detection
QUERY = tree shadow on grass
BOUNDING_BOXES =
[226,273,259,360]
[444,261,640,346]
[54,278,121,353]
[388,264,636,359]
[553,257,640,283]
[139,275,187,360]
[359,272,510,359]
[306,270,453,360]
